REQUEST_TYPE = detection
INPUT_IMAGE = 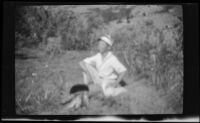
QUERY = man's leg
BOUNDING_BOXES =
[81,63,104,104]
[103,86,127,97]
[82,63,102,85]
[83,72,91,85]
[82,71,102,96]
[88,83,103,97]
[102,79,128,97]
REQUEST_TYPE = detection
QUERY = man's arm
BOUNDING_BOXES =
[79,60,99,86]
[80,53,98,71]
[115,70,126,84]
[108,70,126,88]
[112,56,127,86]
[79,61,90,75]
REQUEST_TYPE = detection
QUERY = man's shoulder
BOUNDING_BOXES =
[110,52,118,60]
[110,52,125,65]
[94,52,101,57]
[87,52,100,59]
[83,52,100,63]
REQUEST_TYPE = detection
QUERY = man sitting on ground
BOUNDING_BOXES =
[79,35,128,99]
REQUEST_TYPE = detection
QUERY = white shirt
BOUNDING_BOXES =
[83,51,127,80]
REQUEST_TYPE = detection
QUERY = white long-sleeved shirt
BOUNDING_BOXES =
[83,51,127,80]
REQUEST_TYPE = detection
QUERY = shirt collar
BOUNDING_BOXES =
[107,51,112,58]
[101,51,113,61]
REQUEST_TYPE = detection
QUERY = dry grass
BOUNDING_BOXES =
[15,50,181,115]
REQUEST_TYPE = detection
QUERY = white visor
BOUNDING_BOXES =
[100,35,113,46]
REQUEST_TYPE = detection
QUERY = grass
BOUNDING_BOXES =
[15,50,182,114]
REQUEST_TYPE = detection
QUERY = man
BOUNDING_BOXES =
[79,35,127,97]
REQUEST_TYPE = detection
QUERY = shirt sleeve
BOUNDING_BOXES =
[112,56,127,73]
[83,53,99,65]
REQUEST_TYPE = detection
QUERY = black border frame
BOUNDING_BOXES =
[2,1,199,121]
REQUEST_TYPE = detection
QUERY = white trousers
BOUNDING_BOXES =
[83,63,127,97]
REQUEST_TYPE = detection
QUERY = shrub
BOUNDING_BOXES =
[111,12,183,112]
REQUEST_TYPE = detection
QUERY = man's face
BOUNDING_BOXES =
[98,40,108,53]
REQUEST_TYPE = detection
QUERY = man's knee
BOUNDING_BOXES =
[80,61,92,73]
[85,62,96,71]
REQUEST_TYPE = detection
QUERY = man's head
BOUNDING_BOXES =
[98,35,113,53]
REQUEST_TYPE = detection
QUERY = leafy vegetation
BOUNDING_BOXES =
[15,5,183,114]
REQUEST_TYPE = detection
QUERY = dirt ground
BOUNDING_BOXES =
[15,51,176,115]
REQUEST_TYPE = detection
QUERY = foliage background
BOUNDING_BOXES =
[15,5,183,114]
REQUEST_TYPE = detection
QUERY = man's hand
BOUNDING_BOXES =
[106,71,126,88]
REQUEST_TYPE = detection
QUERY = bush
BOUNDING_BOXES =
[111,12,183,112]
[43,37,64,58]
[15,6,104,57]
